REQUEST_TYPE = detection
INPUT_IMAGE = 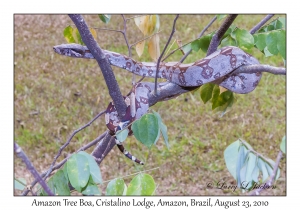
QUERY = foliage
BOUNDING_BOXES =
[134,15,160,60]
[98,15,111,24]
[224,139,280,191]
[63,25,97,45]
[106,173,156,196]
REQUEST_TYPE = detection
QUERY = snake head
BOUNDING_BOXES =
[53,44,94,59]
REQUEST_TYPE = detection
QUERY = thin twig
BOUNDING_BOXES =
[207,14,238,56]
[21,131,108,196]
[44,110,105,180]
[233,65,286,75]
[250,14,275,34]
[121,15,131,57]
[248,151,283,196]
[15,143,54,196]
[103,167,160,183]
[161,37,201,62]
[129,31,162,49]
[154,15,179,95]
[92,27,123,34]
[180,15,217,63]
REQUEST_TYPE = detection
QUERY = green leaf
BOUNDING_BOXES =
[251,164,259,182]
[82,184,101,195]
[277,17,286,29]
[116,128,129,143]
[277,30,286,59]
[98,14,111,24]
[266,31,278,55]
[63,163,68,180]
[257,158,269,182]
[280,136,286,154]
[39,176,56,195]
[244,153,257,189]
[126,173,156,195]
[211,85,220,110]
[214,90,235,116]
[132,113,159,149]
[213,90,233,110]
[265,162,273,176]
[224,140,240,179]
[67,153,90,191]
[200,83,215,104]
[63,26,76,43]
[233,28,254,50]
[223,25,235,38]
[258,17,285,33]
[78,151,102,184]
[74,28,84,45]
[181,43,192,54]
[52,170,70,195]
[220,35,237,47]
[267,24,275,32]
[191,34,213,53]
[265,158,280,180]
[263,46,273,57]
[217,14,227,21]
[239,158,248,188]
[14,178,27,190]
[106,178,126,195]
[45,177,56,195]
[253,33,267,51]
[236,145,246,187]
[153,111,169,149]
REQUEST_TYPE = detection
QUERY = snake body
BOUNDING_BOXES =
[53,43,262,165]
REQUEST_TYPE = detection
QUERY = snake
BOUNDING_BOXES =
[53,43,262,164]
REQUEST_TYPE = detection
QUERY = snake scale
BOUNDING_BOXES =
[53,43,262,165]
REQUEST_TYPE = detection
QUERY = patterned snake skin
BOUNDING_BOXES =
[53,43,262,164]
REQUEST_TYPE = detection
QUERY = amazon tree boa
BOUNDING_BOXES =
[53,43,262,165]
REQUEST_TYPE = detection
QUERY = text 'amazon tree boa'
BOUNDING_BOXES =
[53,43,262,164]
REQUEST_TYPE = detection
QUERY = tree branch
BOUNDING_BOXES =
[21,131,107,195]
[207,14,238,56]
[249,14,274,34]
[234,64,286,75]
[15,143,54,196]
[154,15,179,95]
[248,150,283,195]
[180,15,217,63]
[91,132,116,164]
[43,110,105,180]
[68,14,127,118]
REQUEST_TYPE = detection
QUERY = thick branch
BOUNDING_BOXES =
[91,132,116,164]
[15,143,54,196]
[68,14,127,118]
[207,14,238,56]
[250,14,274,34]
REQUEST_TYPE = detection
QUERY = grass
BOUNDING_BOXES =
[14,14,286,195]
